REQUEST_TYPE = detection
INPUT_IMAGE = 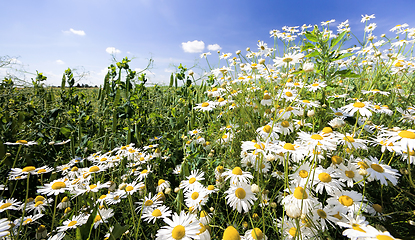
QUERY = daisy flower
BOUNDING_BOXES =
[0,218,10,238]
[281,186,318,215]
[222,167,253,184]
[336,212,371,240]
[4,140,37,146]
[365,156,400,186]
[156,210,200,240]
[93,208,114,229]
[194,101,216,111]
[225,182,257,213]
[142,205,172,224]
[0,198,22,212]
[245,228,268,240]
[273,52,304,67]
[105,190,127,205]
[136,166,152,181]
[57,213,88,232]
[387,129,415,151]
[184,186,208,211]
[281,88,298,102]
[337,161,363,187]
[341,101,373,118]
[156,179,171,192]
[256,124,279,141]
[313,166,345,195]
[326,190,365,214]
[307,81,327,92]
[123,181,145,195]
[339,134,368,150]
[260,92,273,106]
[180,170,205,193]
[275,120,294,136]
[37,179,69,196]
[136,192,162,212]
[14,213,44,227]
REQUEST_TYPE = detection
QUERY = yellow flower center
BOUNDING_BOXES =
[322,127,333,133]
[235,188,246,199]
[191,192,199,200]
[100,157,107,162]
[216,166,224,173]
[353,102,365,108]
[37,169,47,174]
[263,125,272,133]
[398,130,415,139]
[200,210,208,218]
[311,134,323,140]
[317,209,327,219]
[376,235,394,240]
[23,218,33,225]
[218,97,225,102]
[68,221,77,227]
[0,203,12,209]
[352,223,366,233]
[198,223,207,234]
[263,94,272,100]
[345,170,355,178]
[371,164,384,173]
[331,156,343,164]
[333,211,342,220]
[283,143,295,150]
[144,200,153,206]
[35,196,45,203]
[293,187,308,199]
[358,161,369,169]
[152,209,162,217]
[299,170,308,178]
[318,172,332,183]
[232,167,243,175]
[94,215,102,223]
[51,181,66,190]
[373,204,383,213]
[201,102,209,107]
[223,226,240,240]
[289,227,297,237]
[281,121,290,127]
[285,92,293,97]
[189,177,197,184]
[172,225,186,239]
[339,195,354,206]
[141,170,148,174]
[125,186,134,192]
[207,185,215,190]
[302,100,310,103]
[99,195,106,200]
[16,140,28,144]
[89,166,100,172]
[158,179,165,186]
[254,143,265,150]
[343,136,355,142]
[35,201,43,207]
[251,228,264,240]
[22,166,36,172]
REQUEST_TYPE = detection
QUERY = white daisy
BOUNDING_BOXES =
[365,156,400,186]
[225,182,257,213]
[156,211,200,240]
[142,205,172,224]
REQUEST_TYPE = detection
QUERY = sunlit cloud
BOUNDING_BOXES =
[182,40,205,53]
[63,28,86,36]
[207,44,221,51]
[56,60,65,65]
[106,47,121,54]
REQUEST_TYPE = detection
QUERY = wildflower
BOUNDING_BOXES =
[361,14,375,22]
[142,205,172,224]
[341,101,373,118]
[365,156,400,186]
[222,167,254,184]
[136,192,162,212]
[273,52,304,67]
[57,213,88,232]
[307,81,327,92]
[337,161,363,187]
[156,211,200,240]
[4,140,37,146]
[184,186,209,211]
[223,225,241,240]
[57,196,71,210]
[93,208,114,229]
[14,214,44,227]
[180,170,205,193]
[0,218,10,238]
[245,228,268,240]
[326,190,365,214]
[225,182,257,213]
[336,212,371,239]
[194,101,216,111]
[256,124,279,141]
[156,179,170,192]
[339,134,368,150]
[313,166,344,195]
[37,179,69,196]
[0,198,21,212]
[282,186,317,214]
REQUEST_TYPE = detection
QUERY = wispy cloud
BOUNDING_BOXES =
[182,40,205,53]
[63,28,86,36]
[207,44,221,51]
[106,47,121,54]
[56,60,65,65]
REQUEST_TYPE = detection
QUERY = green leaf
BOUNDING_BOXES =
[305,50,319,58]
[108,223,129,240]
[333,52,354,60]
[301,42,315,52]
[330,31,347,50]
[305,32,318,42]
[60,127,71,138]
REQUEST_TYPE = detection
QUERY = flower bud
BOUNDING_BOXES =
[307,110,315,117]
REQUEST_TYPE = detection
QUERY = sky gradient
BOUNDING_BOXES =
[2,0,415,86]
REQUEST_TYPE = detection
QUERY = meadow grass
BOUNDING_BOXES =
[1,16,415,239]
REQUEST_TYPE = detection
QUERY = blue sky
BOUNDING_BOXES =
[1,0,415,86]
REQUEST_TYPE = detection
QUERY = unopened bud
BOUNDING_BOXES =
[259,59,266,64]
[236,50,241,55]
[251,184,260,194]
[359,169,368,176]
[164,188,171,195]
[307,110,315,117]
[174,187,180,193]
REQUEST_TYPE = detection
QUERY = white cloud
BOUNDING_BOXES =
[182,40,205,53]
[56,60,65,65]
[63,28,86,36]
[208,44,221,51]
[106,47,121,54]
[164,68,174,73]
